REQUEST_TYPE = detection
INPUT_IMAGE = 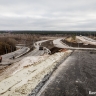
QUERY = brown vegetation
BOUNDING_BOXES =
[0,33,42,55]
[65,36,77,43]
[0,37,17,55]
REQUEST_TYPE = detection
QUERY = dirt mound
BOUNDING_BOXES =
[50,47,62,54]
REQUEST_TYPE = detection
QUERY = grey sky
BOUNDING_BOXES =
[0,0,96,30]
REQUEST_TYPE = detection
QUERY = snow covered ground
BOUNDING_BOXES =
[53,38,69,48]
[76,36,96,45]
[12,55,49,75]
[0,55,48,81]
[1,47,30,65]
[0,50,72,96]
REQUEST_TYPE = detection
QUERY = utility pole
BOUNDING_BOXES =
[10,45,12,52]
[78,43,79,48]
[5,45,7,54]
[94,32,95,39]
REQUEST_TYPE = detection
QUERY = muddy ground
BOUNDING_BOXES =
[41,40,63,54]
[41,40,54,49]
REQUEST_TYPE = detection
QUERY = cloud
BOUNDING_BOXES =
[0,0,96,30]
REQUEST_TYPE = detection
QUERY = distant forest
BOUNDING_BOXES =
[0,31,96,36]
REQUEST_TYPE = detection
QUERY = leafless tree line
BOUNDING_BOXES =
[0,33,43,55]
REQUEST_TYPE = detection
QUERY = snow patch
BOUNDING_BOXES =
[12,55,48,75]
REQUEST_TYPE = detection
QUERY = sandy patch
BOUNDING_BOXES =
[0,50,72,96]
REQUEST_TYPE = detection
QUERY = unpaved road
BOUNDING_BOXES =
[37,50,96,96]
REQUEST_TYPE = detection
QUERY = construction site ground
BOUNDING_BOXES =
[0,50,72,96]
[37,50,96,96]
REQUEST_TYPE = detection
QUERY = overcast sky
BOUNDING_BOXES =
[0,0,96,31]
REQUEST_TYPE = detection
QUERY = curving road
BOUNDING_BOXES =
[53,38,96,51]
[53,38,69,48]
[1,47,30,65]
[0,40,50,65]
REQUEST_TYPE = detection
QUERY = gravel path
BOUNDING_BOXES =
[37,50,96,96]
